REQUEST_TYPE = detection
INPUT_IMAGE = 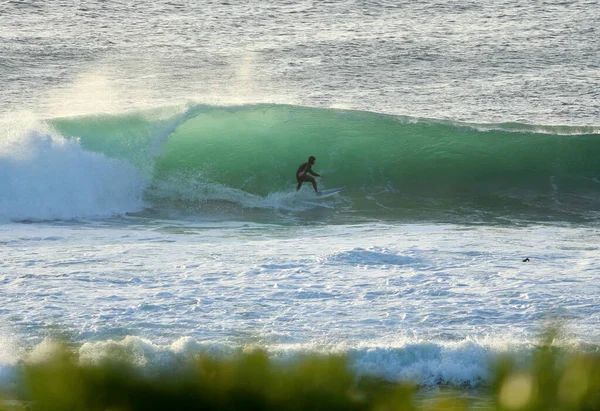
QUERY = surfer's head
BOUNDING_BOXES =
[308,156,316,164]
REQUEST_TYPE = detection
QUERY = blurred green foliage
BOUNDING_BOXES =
[1,330,599,411]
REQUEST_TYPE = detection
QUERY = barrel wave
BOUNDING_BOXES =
[48,104,600,222]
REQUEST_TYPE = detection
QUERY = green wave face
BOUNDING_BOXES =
[51,104,600,221]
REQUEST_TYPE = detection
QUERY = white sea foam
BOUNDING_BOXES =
[1,220,598,390]
[0,121,146,220]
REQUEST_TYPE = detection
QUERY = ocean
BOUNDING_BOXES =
[1,0,599,391]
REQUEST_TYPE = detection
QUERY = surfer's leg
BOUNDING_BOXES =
[307,176,318,193]
[296,176,317,192]
[296,175,307,191]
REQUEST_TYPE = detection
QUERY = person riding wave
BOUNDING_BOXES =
[296,156,323,194]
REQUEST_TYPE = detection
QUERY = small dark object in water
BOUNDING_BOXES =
[522,258,530,262]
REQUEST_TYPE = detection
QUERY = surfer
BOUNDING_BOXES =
[296,156,323,194]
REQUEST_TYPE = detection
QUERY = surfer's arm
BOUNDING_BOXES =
[307,168,321,177]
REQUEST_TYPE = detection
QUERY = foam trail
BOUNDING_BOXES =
[146,172,340,214]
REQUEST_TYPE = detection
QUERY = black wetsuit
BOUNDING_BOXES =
[296,162,320,192]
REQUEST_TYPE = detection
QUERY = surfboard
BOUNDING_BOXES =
[317,186,346,199]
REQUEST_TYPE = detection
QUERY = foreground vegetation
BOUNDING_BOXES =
[2,333,599,411]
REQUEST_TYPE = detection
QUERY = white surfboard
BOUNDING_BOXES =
[316,186,346,199]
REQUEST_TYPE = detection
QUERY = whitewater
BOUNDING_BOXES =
[1,0,599,393]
